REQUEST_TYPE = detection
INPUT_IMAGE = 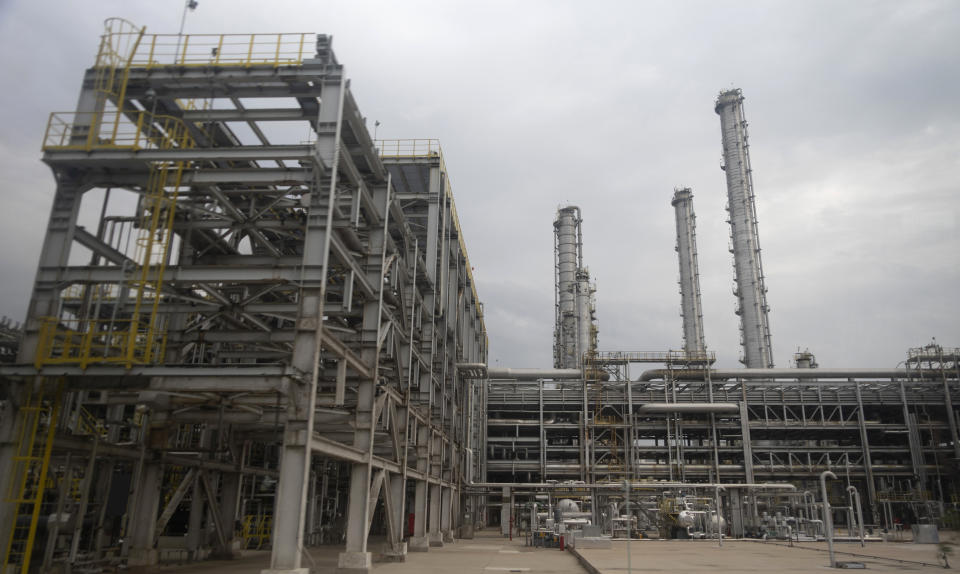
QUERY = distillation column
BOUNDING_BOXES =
[553,206,596,368]
[671,187,706,354]
[715,89,774,368]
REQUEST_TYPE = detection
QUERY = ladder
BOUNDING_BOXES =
[2,383,63,574]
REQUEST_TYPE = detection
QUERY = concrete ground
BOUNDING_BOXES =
[142,533,955,573]
[146,532,586,573]
[572,539,950,572]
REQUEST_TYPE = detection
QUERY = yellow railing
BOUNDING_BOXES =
[376,138,442,158]
[242,515,272,549]
[119,31,315,68]
[43,110,194,152]
[35,317,168,369]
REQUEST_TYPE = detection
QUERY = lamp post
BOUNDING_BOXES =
[175,0,199,64]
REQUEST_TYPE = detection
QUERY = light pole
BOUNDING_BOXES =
[175,0,199,64]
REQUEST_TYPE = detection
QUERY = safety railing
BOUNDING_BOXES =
[43,110,194,152]
[125,32,315,68]
[34,317,167,369]
[376,138,442,158]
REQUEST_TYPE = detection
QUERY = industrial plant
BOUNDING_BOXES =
[0,18,957,574]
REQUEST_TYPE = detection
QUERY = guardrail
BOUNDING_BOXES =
[43,110,194,152]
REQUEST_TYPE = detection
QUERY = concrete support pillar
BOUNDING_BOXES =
[728,489,744,538]
[428,483,444,547]
[409,478,429,552]
[186,476,205,559]
[213,472,242,559]
[500,487,511,537]
[441,487,454,543]
[127,461,162,567]
[380,474,407,562]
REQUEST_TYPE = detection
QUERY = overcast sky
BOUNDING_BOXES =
[0,0,957,370]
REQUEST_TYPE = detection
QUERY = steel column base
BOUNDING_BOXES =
[429,532,445,547]
[443,530,455,543]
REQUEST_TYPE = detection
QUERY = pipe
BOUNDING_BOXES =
[847,485,865,547]
[637,402,740,414]
[464,480,795,491]
[638,368,913,382]
[820,470,837,568]
[486,368,582,380]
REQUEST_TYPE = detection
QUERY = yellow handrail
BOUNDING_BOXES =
[100,30,315,68]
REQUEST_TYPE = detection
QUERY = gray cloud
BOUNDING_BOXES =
[0,0,957,370]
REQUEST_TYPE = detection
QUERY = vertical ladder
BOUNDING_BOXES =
[2,384,63,574]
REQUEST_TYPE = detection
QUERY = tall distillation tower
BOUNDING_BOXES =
[715,89,774,368]
[671,188,707,354]
[553,206,597,368]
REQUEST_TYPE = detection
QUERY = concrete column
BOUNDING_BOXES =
[213,472,242,559]
[127,461,162,567]
[410,423,430,552]
[441,487,454,543]
[186,431,213,559]
[409,479,429,552]
[380,474,407,562]
[428,483,444,547]
[500,487,511,537]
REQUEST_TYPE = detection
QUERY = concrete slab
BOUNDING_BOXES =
[571,539,948,573]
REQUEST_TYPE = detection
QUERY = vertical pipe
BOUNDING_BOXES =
[821,470,837,568]
[715,89,773,368]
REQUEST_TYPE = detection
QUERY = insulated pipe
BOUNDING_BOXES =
[486,368,583,380]
[637,368,912,382]
[637,402,740,414]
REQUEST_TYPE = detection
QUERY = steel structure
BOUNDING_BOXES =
[716,89,774,368]
[483,347,960,535]
[671,187,706,354]
[0,21,485,574]
[553,206,596,369]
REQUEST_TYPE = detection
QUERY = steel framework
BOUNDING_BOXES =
[0,21,485,574]
[484,347,960,533]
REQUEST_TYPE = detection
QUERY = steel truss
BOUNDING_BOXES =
[0,21,485,574]
[486,348,960,531]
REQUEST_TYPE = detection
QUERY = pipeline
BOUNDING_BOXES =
[636,402,740,414]
[637,368,913,382]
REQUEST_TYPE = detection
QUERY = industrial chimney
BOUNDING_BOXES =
[715,89,774,368]
[671,187,706,355]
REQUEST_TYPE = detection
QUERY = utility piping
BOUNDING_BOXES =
[637,368,912,382]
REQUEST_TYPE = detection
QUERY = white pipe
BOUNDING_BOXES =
[637,403,740,414]
[820,470,837,568]
[638,368,912,382]
[486,368,582,380]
